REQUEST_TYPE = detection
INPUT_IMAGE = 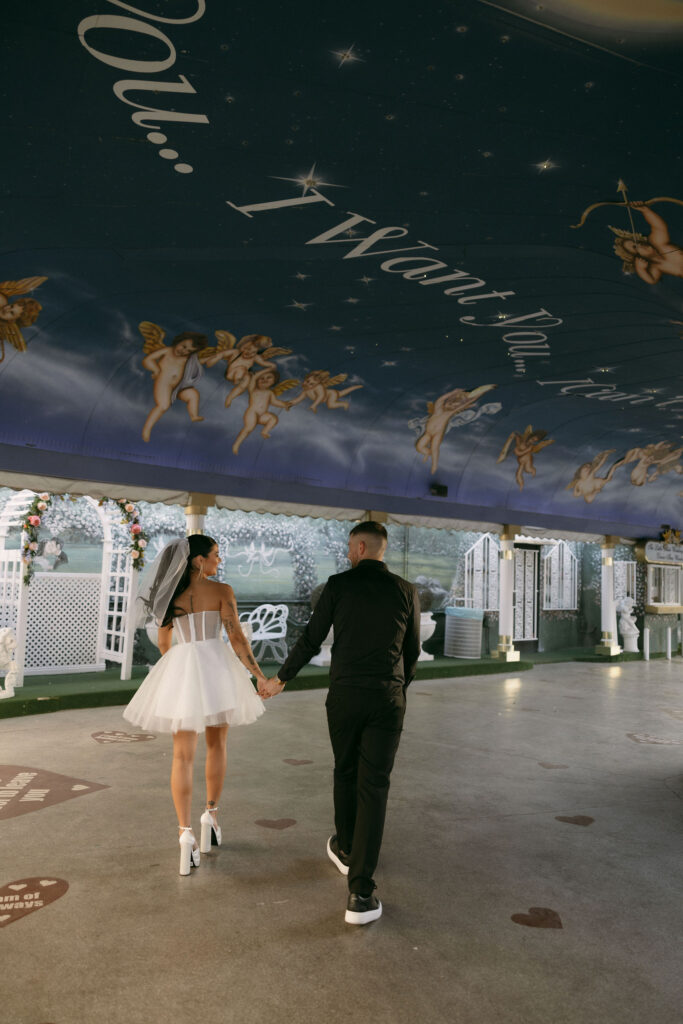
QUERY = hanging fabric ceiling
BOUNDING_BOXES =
[2,1,682,537]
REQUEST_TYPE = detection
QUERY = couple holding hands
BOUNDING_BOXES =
[124,521,420,925]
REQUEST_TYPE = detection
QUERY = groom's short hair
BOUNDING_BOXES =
[349,521,388,552]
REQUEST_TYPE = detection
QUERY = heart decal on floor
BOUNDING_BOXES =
[282,759,313,766]
[555,815,594,826]
[0,877,68,928]
[511,906,563,929]
[92,731,156,744]
[254,818,297,830]
[0,765,108,820]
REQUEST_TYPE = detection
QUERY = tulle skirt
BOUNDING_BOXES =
[123,638,265,733]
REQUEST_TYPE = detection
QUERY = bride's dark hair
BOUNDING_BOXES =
[161,534,217,627]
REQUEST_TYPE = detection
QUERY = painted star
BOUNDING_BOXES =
[293,272,309,281]
[329,325,343,331]
[288,300,312,311]
[382,361,397,367]
[357,276,375,285]
[534,158,558,173]
[271,162,347,198]
[331,43,364,68]
[345,297,360,304]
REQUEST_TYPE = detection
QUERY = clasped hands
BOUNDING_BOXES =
[258,675,285,699]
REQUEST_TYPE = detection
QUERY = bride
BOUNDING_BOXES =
[124,536,267,874]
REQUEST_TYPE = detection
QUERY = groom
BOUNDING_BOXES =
[262,521,421,925]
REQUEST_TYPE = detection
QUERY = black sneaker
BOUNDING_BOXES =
[345,892,382,925]
[327,835,350,876]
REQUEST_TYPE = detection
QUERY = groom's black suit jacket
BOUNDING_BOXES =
[278,559,421,691]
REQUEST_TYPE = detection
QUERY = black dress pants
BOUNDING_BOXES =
[325,684,406,896]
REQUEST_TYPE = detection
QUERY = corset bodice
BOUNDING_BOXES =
[173,610,222,644]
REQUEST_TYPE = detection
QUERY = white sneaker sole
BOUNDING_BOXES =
[345,901,382,925]
[327,836,349,876]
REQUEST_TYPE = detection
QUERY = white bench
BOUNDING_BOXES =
[239,603,289,663]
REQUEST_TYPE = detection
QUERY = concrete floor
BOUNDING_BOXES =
[2,660,683,1024]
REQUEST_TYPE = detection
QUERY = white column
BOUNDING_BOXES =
[596,536,621,657]
[184,492,215,536]
[493,527,520,662]
[120,569,137,682]
[14,533,30,689]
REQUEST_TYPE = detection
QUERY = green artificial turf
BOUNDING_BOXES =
[0,656,534,719]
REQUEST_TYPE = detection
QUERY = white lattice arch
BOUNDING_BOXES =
[0,491,137,684]
[463,533,500,611]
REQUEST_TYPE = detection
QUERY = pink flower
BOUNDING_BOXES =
[125,503,135,513]
[138,538,147,549]
[131,523,142,535]
[29,541,38,551]
[39,493,49,500]
[28,515,41,527]
[131,549,140,559]
[37,501,48,511]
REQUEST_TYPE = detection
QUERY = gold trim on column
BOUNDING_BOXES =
[184,492,215,517]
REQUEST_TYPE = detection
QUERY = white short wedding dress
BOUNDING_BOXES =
[123,610,265,734]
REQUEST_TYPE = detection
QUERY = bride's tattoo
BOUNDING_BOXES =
[223,610,261,675]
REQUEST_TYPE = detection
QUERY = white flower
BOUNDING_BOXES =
[138,538,147,549]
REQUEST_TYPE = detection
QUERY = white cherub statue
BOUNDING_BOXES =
[617,597,639,653]
[0,627,20,698]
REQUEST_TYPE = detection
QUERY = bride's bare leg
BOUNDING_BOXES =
[171,730,198,836]
[205,724,229,814]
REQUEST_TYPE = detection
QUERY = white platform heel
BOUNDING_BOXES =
[179,827,200,875]
[200,807,222,854]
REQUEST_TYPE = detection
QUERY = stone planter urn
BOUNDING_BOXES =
[418,612,436,661]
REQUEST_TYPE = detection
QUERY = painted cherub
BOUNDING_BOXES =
[231,368,298,455]
[204,332,292,408]
[415,384,496,475]
[0,276,47,361]
[566,449,625,503]
[621,441,683,486]
[611,203,683,284]
[140,321,227,442]
[497,425,554,490]
[287,370,363,413]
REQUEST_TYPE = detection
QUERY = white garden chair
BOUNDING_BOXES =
[238,603,289,662]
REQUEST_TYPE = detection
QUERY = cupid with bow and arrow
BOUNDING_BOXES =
[572,181,683,285]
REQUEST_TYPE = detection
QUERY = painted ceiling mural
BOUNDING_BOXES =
[2,0,683,535]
